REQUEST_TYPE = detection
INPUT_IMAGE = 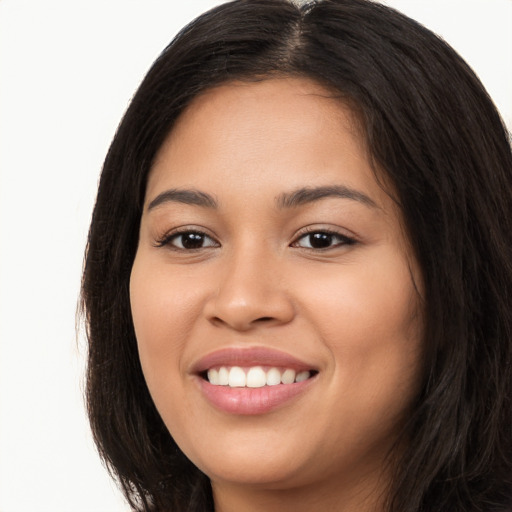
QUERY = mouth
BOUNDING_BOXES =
[192,347,319,415]
[201,366,318,387]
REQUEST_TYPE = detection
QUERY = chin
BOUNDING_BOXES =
[171,423,316,488]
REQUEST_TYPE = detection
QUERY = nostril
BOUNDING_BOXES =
[255,316,274,323]
[211,316,226,327]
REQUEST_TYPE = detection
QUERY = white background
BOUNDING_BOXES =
[0,1,510,511]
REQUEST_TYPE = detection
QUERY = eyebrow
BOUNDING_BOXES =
[147,188,218,211]
[147,184,378,212]
[276,185,378,209]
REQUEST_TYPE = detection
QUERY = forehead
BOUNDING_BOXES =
[147,77,384,208]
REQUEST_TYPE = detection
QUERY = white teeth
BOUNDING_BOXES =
[281,369,296,384]
[295,370,311,382]
[228,366,246,387]
[207,368,219,385]
[206,365,314,387]
[218,367,229,385]
[266,367,282,386]
[246,367,267,388]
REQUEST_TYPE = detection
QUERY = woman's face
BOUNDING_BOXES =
[130,78,423,500]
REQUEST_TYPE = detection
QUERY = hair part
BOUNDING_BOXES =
[82,1,512,510]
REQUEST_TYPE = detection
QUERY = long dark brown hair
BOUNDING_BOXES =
[81,1,512,510]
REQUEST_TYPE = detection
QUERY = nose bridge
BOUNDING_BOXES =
[205,238,294,330]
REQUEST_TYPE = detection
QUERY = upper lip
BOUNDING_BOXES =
[190,346,317,375]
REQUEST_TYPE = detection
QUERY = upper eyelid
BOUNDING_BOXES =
[293,225,357,241]
[159,225,216,238]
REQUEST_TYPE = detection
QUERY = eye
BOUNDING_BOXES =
[292,230,356,250]
[157,230,219,250]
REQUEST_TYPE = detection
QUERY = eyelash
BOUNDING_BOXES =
[154,228,218,250]
[291,228,357,250]
[155,228,356,251]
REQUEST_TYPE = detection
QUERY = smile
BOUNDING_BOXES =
[192,347,319,415]
[205,366,314,387]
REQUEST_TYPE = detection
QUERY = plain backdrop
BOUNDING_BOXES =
[0,1,510,511]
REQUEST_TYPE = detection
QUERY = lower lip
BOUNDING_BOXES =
[197,377,316,415]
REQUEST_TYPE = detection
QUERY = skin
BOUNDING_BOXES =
[130,78,424,512]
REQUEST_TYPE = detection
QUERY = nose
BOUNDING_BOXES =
[204,248,295,331]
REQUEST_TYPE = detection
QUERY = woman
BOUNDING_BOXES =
[81,0,512,510]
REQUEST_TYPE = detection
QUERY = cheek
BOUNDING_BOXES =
[296,251,423,407]
[129,255,204,391]
[302,249,421,343]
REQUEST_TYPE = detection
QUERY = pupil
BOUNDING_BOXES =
[182,233,204,249]
[310,233,332,248]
